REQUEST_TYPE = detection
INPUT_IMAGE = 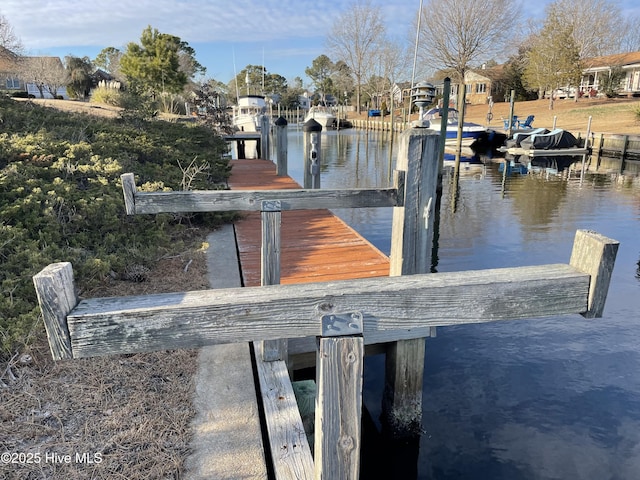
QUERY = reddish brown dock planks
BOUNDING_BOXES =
[229,159,390,286]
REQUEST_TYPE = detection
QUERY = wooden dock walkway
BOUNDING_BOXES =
[229,159,390,287]
[33,125,619,479]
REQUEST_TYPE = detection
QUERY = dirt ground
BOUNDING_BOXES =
[1,245,211,479]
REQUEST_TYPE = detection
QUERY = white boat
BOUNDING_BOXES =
[232,95,266,158]
[304,106,337,129]
[421,107,486,146]
[233,94,267,133]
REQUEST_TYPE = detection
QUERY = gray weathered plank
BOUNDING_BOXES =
[569,229,619,318]
[253,342,315,479]
[64,264,589,358]
[32,262,77,360]
[121,172,137,215]
[261,200,287,361]
[315,335,364,480]
[122,186,402,213]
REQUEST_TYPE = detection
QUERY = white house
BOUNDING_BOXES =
[579,51,640,96]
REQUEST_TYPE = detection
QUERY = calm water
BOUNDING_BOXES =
[282,126,640,479]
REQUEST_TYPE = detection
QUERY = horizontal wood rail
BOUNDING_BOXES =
[36,261,594,360]
[120,172,404,214]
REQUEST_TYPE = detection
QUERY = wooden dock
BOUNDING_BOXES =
[32,122,620,479]
[229,159,390,286]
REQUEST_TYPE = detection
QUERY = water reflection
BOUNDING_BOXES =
[281,127,640,480]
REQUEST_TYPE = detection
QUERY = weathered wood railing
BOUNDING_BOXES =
[33,230,618,478]
[32,124,620,479]
[34,240,618,359]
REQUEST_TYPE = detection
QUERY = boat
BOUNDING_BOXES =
[304,106,337,129]
[498,128,590,157]
[232,94,267,133]
[504,128,550,149]
[421,107,486,145]
[232,94,266,158]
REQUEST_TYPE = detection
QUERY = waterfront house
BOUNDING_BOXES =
[579,51,640,97]
[430,65,506,106]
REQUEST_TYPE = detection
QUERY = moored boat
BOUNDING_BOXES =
[232,94,266,158]
[421,107,486,145]
[232,94,267,133]
[499,128,590,157]
[304,106,337,129]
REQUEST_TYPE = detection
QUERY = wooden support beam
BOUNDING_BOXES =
[32,262,77,360]
[569,229,619,318]
[121,172,137,215]
[261,200,287,362]
[253,343,314,479]
[56,263,589,358]
[119,182,402,214]
[314,314,364,479]
[386,127,440,437]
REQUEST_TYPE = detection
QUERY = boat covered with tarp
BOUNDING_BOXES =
[518,128,578,150]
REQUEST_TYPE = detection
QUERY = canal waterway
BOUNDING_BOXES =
[282,126,640,479]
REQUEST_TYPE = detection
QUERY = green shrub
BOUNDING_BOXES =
[0,97,233,358]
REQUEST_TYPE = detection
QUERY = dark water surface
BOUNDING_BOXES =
[283,127,640,479]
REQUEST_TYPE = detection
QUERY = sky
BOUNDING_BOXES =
[2,0,639,85]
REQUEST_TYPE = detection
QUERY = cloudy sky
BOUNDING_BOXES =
[2,0,639,84]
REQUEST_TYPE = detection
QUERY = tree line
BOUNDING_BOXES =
[2,0,640,116]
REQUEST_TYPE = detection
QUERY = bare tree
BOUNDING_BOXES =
[619,15,640,53]
[0,12,23,55]
[326,0,385,114]
[549,0,622,58]
[19,56,68,98]
[363,39,410,111]
[417,0,519,167]
[418,0,520,84]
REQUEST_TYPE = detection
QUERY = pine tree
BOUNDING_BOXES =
[120,26,189,97]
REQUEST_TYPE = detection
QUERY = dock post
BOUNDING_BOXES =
[260,114,270,160]
[315,312,364,479]
[569,229,619,318]
[385,127,440,437]
[260,200,287,362]
[303,119,322,189]
[32,262,77,360]
[275,116,288,176]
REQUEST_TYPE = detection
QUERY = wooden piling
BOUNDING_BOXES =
[275,116,288,176]
[303,119,322,189]
[569,229,619,318]
[260,115,270,160]
[385,127,440,437]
